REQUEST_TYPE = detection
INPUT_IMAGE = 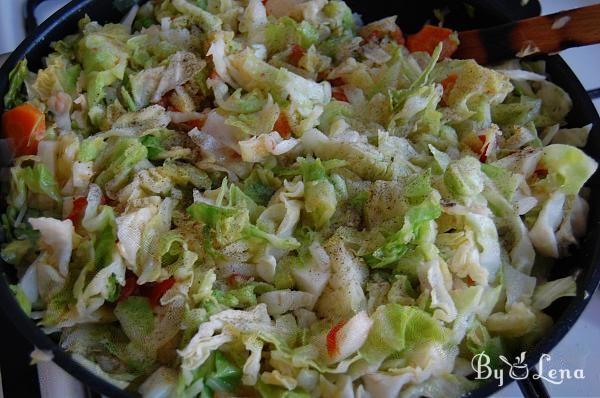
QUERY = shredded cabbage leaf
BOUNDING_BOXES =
[1,2,595,397]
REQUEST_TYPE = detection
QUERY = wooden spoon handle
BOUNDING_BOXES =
[455,4,600,64]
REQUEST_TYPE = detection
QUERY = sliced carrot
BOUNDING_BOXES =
[145,277,176,307]
[478,135,489,163]
[480,145,490,163]
[1,103,45,156]
[67,197,88,224]
[440,74,458,105]
[274,112,292,138]
[406,25,458,58]
[288,44,306,67]
[183,118,206,130]
[117,271,175,307]
[332,88,348,102]
[326,320,346,357]
[329,77,345,87]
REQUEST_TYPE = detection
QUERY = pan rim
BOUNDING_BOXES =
[0,1,597,397]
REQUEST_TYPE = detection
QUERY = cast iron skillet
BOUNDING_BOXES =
[1,1,599,397]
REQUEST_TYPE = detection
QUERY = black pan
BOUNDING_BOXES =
[0,1,598,397]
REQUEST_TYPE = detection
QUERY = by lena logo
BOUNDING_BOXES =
[499,352,528,380]
[471,351,585,387]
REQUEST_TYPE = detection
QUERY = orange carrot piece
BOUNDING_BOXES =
[1,103,45,156]
[407,25,458,58]
[326,320,346,357]
[274,112,292,138]
[329,77,345,87]
[441,74,458,105]
[288,44,306,67]
[332,88,348,102]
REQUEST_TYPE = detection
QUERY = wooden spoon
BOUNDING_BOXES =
[454,4,600,64]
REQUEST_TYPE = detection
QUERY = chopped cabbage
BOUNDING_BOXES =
[4,59,29,108]
[360,304,448,364]
[2,2,595,396]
